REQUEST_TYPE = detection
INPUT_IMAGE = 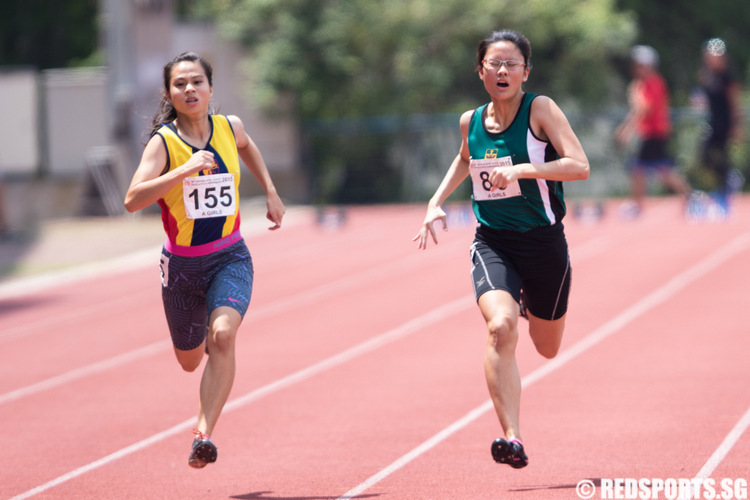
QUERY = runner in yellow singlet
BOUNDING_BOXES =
[125,52,285,469]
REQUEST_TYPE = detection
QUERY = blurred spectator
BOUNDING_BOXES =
[615,45,692,218]
[698,38,744,213]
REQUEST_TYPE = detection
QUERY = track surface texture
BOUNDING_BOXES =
[2,196,749,500]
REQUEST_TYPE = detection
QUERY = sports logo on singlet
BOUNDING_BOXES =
[201,161,220,176]
[469,154,522,201]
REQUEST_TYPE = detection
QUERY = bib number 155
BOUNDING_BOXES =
[182,173,237,219]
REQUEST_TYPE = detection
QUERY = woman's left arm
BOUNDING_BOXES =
[490,96,589,190]
[526,96,590,181]
[228,115,286,230]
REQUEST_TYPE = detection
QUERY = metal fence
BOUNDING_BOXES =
[304,106,749,205]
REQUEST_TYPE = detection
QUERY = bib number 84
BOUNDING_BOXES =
[469,157,522,201]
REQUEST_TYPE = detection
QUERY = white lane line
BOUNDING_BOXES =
[0,341,170,405]
[3,229,617,496]
[0,294,149,341]
[678,405,750,500]
[0,230,465,342]
[336,232,750,500]
[0,238,471,403]
[1,231,611,404]
[9,296,474,500]
[0,206,310,301]
[0,248,160,301]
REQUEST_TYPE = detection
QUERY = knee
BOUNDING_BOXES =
[175,347,203,372]
[534,342,560,359]
[486,314,518,353]
[179,358,201,372]
[529,321,565,359]
[209,323,237,354]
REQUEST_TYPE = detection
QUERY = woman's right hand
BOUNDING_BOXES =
[413,205,448,250]
[180,150,216,177]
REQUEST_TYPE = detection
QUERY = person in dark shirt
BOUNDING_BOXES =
[698,38,744,212]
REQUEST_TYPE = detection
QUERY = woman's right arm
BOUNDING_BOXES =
[413,110,473,249]
[124,135,215,213]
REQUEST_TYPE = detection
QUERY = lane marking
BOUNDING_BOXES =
[0,248,160,301]
[0,227,466,342]
[9,297,474,500]
[3,220,646,496]
[0,341,170,405]
[0,294,150,341]
[0,238,472,403]
[0,206,310,300]
[337,232,750,500]
[1,231,611,404]
[678,405,750,500]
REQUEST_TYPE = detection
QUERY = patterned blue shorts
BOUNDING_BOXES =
[159,240,253,351]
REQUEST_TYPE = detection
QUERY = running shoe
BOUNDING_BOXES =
[491,438,528,469]
[188,429,218,469]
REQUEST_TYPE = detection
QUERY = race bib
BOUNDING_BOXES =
[469,156,522,201]
[182,173,237,219]
[159,254,170,288]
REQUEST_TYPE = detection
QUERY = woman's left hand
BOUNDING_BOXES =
[266,192,286,230]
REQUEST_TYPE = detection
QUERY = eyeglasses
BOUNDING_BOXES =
[482,58,526,71]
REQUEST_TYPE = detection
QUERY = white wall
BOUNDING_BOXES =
[43,67,108,176]
[0,69,40,175]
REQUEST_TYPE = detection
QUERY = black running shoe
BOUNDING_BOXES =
[189,429,218,469]
[491,438,528,469]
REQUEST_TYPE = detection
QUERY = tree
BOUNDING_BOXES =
[189,0,636,120]
[615,0,750,104]
[0,0,99,68]
[180,0,637,203]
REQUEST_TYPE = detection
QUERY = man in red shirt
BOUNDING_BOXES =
[616,45,691,217]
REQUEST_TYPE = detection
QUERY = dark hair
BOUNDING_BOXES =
[476,30,532,71]
[147,52,214,137]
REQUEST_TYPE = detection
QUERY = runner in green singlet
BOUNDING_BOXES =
[414,30,589,468]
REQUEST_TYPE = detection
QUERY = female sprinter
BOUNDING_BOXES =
[413,30,589,468]
[125,52,285,468]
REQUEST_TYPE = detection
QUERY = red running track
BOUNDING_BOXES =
[2,197,749,500]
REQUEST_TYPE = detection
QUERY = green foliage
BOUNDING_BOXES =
[181,0,750,203]
[615,0,750,105]
[196,0,636,120]
[183,0,638,203]
[0,0,98,69]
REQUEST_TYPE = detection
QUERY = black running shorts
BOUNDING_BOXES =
[470,223,571,321]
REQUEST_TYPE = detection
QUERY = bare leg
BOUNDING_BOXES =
[172,305,242,438]
[196,306,242,436]
[478,290,522,441]
[528,312,566,359]
[630,169,647,212]
[659,169,692,210]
